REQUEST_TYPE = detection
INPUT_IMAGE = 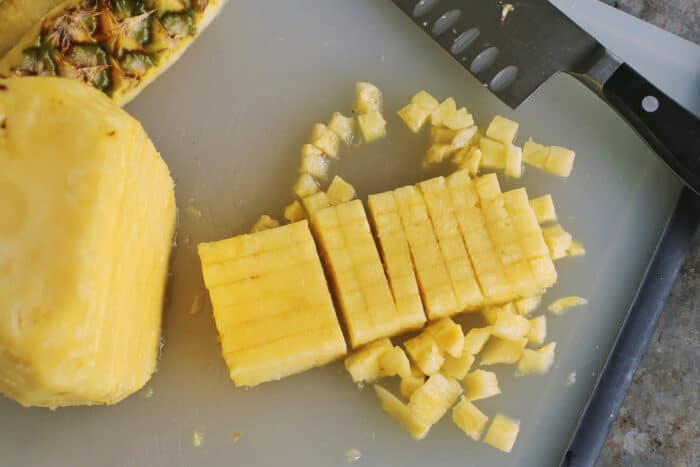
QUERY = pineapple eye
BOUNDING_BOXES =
[121,52,154,76]
[160,12,194,39]
[19,47,57,76]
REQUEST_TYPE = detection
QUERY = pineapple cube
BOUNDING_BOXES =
[505,144,523,178]
[544,146,575,177]
[452,397,490,440]
[425,318,464,358]
[423,144,455,166]
[463,327,492,355]
[400,365,426,399]
[542,224,573,259]
[310,123,340,158]
[486,115,519,145]
[464,369,501,401]
[357,110,387,142]
[454,146,482,176]
[530,195,557,224]
[326,175,356,206]
[431,98,457,126]
[300,144,329,179]
[404,333,444,375]
[482,302,515,324]
[529,256,558,289]
[479,137,506,169]
[431,127,459,144]
[474,173,502,202]
[398,103,431,133]
[442,349,476,380]
[491,308,531,340]
[484,414,520,453]
[353,82,383,114]
[301,191,331,215]
[379,346,412,378]
[327,112,355,145]
[293,173,320,198]
[567,239,586,257]
[411,90,440,111]
[527,315,547,345]
[284,200,306,223]
[452,126,480,150]
[374,385,431,440]
[522,140,548,168]
[514,295,542,316]
[444,107,474,130]
[344,338,393,383]
[480,337,527,365]
[548,296,588,315]
[251,214,280,232]
[408,374,463,428]
[517,342,556,375]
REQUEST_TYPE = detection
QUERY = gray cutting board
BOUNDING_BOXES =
[1,1,697,466]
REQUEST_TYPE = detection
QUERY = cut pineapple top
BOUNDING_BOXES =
[198,220,346,386]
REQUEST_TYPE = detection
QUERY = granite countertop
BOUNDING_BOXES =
[597,3,700,466]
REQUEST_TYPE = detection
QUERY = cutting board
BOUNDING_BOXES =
[0,1,692,466]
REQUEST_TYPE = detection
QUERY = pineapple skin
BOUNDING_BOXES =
[0,0,225,107]
[0,77,176,408]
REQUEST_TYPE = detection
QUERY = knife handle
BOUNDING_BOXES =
[602,63,700,192]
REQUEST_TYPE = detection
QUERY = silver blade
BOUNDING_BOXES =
[391,0,604,108]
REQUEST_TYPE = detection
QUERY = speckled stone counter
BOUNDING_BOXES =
[595,3,700,466]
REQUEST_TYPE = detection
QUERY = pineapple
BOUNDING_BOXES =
[548,296,588,315]
[430,98,456,127]
[463,369,501,401]
[479,337,527,365]
[483,414,520,453]
[407,373,463,429]
[353,82,382,114]
[479,137,506,169]
[310,123,340,158]
[527,315,547,345]
[283,200,306,223]
[300,144,329,179]
[326,175,356,206]
[491,308,531,340]
[454,146,481,176]
[431,127,459,144]
[301,191,331,215]
[198,221,347,387]
[517,342,556,375]
[410,90,439,111]
[400,365,426,399]
[404,332,444,376]
[444,107,474,130]
[0,77,175,408]
[379,346,412,379]
[542,224,573,259]
[423,144,455,167]
[344,338,393,383]
[514,295,542,316]
[545,146,575,177]
[357,110,387,143]
[485,116,519,145]
[327,112,355,145]
[251,214,280,232]
[452,397,489,440]
[293,173,320,198]
[398,103,431,133]
[442,349,475,381]
[505,144,523,178]
[463,326,492,355]
[530,195,557,224]
[374,385,431,440]
[481,307,500,325]
[522,140,548,168]
[567,239,586,257]
[0,0,223,106]
[451,126,479,150]
[425,318,465,357]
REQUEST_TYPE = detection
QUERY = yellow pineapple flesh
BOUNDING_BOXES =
[479,337,527,366]
[463,326,492,355]
[452,396,489,440]
[407,373,463,431]
[527,315,547,345]
[484,414,520,452]
[463,369,501,401]
[400,365,426,399]
[326,175,356,206]
[517,342,556,375]
[344,338,393,383]
[403,332,444,376]
[424,318,465,358]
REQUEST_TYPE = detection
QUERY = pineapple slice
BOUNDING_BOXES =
[530,195,557,224]
[398,103,431,133]
[430,98,457,126]
[404,333,445,376]
[479,337,527,365]
[505,144,523,178]
[400,365,427,399]
[444,107,474,130]
[527,315,547,346]
[0,77,176,408]
[357,110,387,143]
[431,127,460,144]
[301,191,331,215]
[379,346,412,379]
[425,318,465,358]
[545,146,575,177]
[407,374,463,429]
[453,146,482,176]
[374,385,431,440]
[517,342,556,375]
[300,144,329,179]
[353,82,383,114]
[567,239,586,257]
[284,200,306,223]
[522,140,549,168]
[411,90,440,111]
[327,112,355,145]
[452,397,489,441]
[344,338,393,383]
[463,369,501,401]
[293,173,320,198]
[442,349,476,381]
[479,137,506,169]
[310,123,340,158]
[514,295,542,316]
[251,215,280,233]
[548,296,588,315]
[483,414,520,453]
[542,224,573,259]
[326,175,356,206]
[486,116,519,145]
[491,308,530,340]
[463,327,492,355]
[423,144,455,166]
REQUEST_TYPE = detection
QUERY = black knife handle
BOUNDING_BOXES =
[602,64,700,192]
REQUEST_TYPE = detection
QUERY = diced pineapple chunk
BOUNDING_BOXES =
[310,123,340,158]
[491,308,530,340]
[454,146,481,176]
[505,144,523,178]
[293,173,320,198]
[431,98,457,127]
[374,385,431,440]
[463,326,492,355]
[527,315,547,345]
[452,397,489,441]
[479,337,527,365]
[400,365,426,399]
[283,200,306,223]
[423,144,455,166]
[326,175,356,206]
[514,295,542,316]
[463,369,501,401]
[486,116,519,145]
[353,82,383,114]
[408,374,463,428]
[379,346,411,378]
[300,144,329,179]
[482,302,515,325]
[398,103,431,133]
[251,215,280,233]
[442,350,476,381]
[452,126,479,150]
[301,191,331,215]
[548,296,588,315]
[327,112,355,145]
[344,338,393,383]
[545,146,575,177]
[357,110,387,143]
[479,137,506,169]
[542,224,573,259]
[530,195,557,224]
[483,414,520,453]
[522,140,548,168]
[404,333,444,376]
[425,318,464,358]
[517,342,556,375]
[444,107,474,130]
[411,90,440,111]
[431,127,459,144]
[567,239,586,257]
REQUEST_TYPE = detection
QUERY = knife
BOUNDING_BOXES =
[391,0,700,191]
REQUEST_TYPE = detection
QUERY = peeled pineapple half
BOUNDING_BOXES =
[0,0,225,106]
[0,77,176,407]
